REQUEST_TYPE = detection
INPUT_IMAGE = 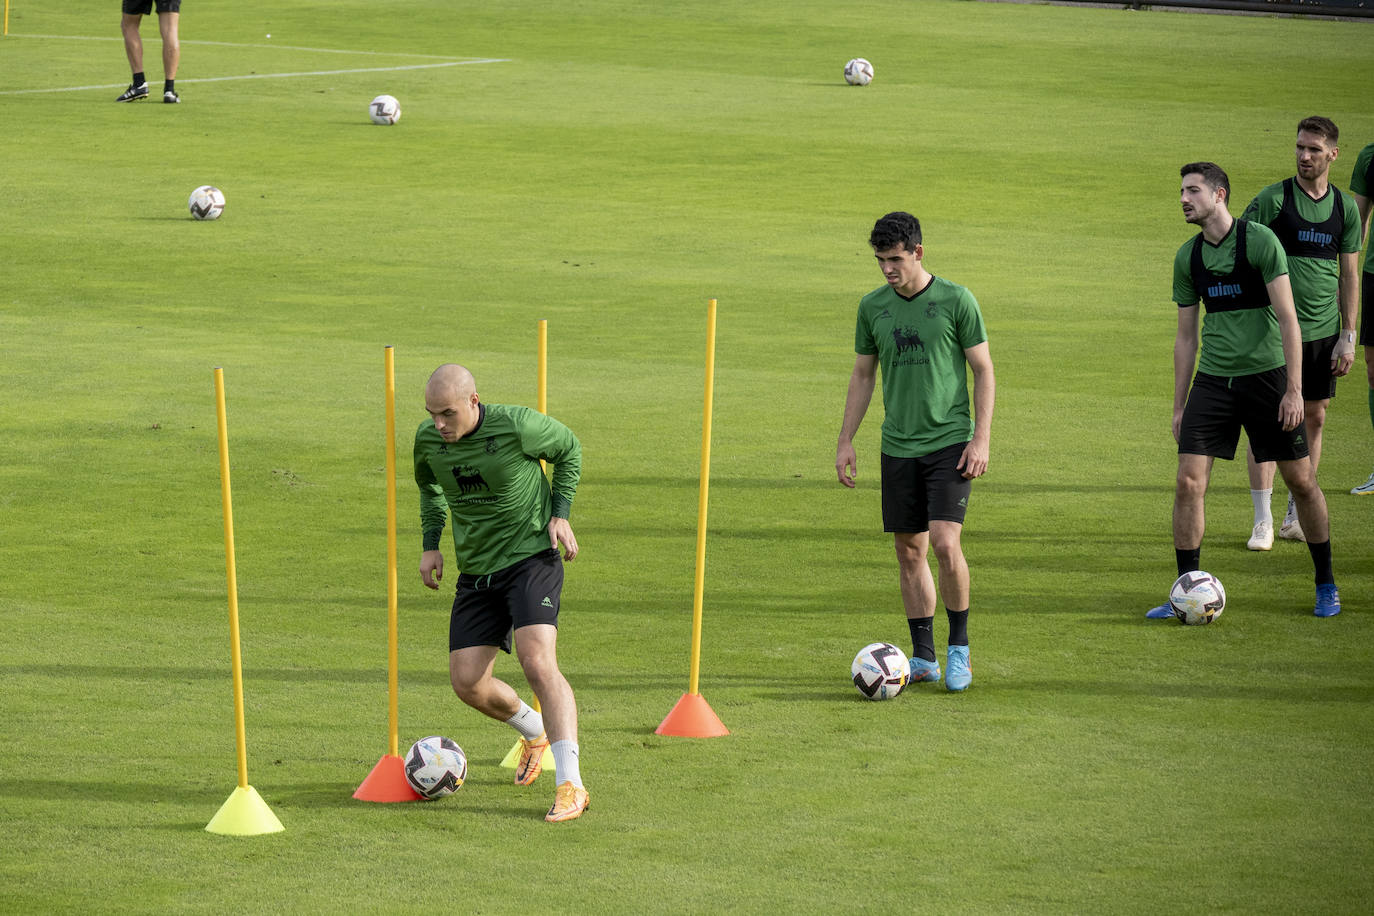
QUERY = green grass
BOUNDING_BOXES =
[2,1,1372,912]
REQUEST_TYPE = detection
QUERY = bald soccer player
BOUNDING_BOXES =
[414,364,590,823]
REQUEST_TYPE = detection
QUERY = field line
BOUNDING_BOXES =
[0,60,509,96]
[5,33,486,60]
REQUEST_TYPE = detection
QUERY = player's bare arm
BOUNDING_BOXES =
[1172,305,1200,443]
[1333,250,1359,375]
[956,341,994,479]
[420,549,444,589]
[548,517,579,561]
[1267,275,1305,432]
[836,353,878,487]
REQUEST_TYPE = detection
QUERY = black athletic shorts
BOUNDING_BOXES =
[880,442,972,533]
[1360,272,1374,348]
[1298,333,1338,402]
[449,548,562,653]
[122,0,180,15]
[1178,369,1309,463]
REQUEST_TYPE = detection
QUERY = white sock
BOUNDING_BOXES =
[504,701,544,741]
[551,739,582,789]
[1250,488,1272,525]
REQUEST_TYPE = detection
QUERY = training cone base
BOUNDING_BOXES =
[205,785,285,836]
[499,739,556,770]
[655,692,729,737]
[353,753,424,802]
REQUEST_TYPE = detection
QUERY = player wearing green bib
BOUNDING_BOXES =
[414,363,589,823]
[1239,117,1361,544]
[1348,141,1374,495]
[1145,163,1340,620]
[837,212,995,691]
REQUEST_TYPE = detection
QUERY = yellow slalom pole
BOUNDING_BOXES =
[215,368,250,791]
[687,299,716,696]
[384,346,400,757]
[353,346,422,801]
[653,300,728,737]
[4,0,10,37]
[502,321,555,769]
[206,368,285,835]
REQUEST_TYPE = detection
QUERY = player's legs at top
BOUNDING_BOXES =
[116,14,149,101]
[1244,444,1275,550]
[929,520,972,691]
[1276,457,1340,617]
[894,532,940,683]
[158,12,180,102]
[1148,453,1213,619]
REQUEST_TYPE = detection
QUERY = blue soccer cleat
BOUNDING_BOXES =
[908,656,941,683]
[1146,603,1174,620]
[1314,583,1341,618]
[945,645,972,692]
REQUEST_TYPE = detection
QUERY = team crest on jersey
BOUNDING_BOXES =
[485,436,498,454]
[451,465,491,494]
[924,301,938,319]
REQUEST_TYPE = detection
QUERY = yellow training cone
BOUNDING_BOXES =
[206,785,285,836]
[499,738,555,770]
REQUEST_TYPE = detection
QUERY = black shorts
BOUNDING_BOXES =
[1360,272,1374,348]
[122,0,180,15]
[449,548,562,653]
[1298,333,1338,402]
[880,443,972,533]
[1179,369,1308,463]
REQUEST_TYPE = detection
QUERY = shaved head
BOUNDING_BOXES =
[426,363,476,401]
[425,364,481,441]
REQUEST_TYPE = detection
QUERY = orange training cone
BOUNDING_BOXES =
[354,753,423,802]
[655,691,729,738]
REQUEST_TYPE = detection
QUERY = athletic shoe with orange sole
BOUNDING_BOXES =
[515,733,549,786]
[545,781,590,823]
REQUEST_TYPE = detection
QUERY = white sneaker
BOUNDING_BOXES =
[1278,507,1305,541]
[1247,520,1273,551]
[1352,471,1374,496]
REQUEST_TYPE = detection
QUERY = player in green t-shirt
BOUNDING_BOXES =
[836,212,995,691]
[1238,117,1361,543]
[1145,163,1340,620]
[1348,141,1374,495]
[414,363,589,822]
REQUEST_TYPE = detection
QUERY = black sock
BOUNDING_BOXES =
[1175,548,1201,577]
[1306,539,1335,586]
[947,608,969,647]
[907,617,935,662]
[164,79,175,93]
[133,71,145,87]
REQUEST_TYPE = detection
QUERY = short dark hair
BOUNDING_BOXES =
[1297,116,1338,146]
[1180,162,1230,204]
[870,211,922,252]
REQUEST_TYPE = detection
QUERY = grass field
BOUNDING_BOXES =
[1,1,1372,912]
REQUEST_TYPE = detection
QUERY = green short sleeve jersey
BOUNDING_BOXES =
[1172,219,1288,378]
[1241,179,1362,339]
[1351,142,1374,275]
[855,276,988,458]
[414,403,581,575]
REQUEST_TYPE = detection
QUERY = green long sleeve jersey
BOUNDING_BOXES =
[414,403,581,575]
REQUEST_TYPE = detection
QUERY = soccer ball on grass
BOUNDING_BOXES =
[403,735,467,799]
[369,94,402,125]
[1168,571,1226,625]
[188,185,225,220]
[844,58,874,86]
[851,641,909,699]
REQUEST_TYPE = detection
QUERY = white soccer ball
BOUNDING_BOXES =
[851,641,910,700]
[403,735,467,799]
[188,185,225,221]
[369,94,402,125]
[1168,571,1226,625]
[844,58,874,86]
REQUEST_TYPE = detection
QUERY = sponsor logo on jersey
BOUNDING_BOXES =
[1207,282,1246,299]
[451,465,491,495]
[1297,227,1334,247]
